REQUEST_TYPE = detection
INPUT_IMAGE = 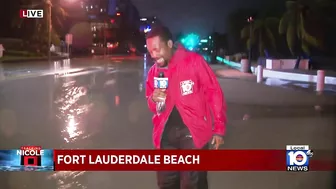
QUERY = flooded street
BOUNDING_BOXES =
[0,56,335,189]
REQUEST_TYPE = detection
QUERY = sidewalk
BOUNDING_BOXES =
[218,77,335,107]
[212,65,336,107]
[215,67,256,80]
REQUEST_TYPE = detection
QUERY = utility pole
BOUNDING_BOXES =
[247,16,254,73]
[47,0,52,61]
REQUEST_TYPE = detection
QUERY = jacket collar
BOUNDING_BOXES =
[168,44,186,69]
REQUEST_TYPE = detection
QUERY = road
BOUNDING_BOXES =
[0,56,335,189]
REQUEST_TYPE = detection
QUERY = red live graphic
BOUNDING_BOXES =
[20,9,43,18]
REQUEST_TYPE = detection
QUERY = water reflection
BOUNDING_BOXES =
[0,63,4,81]
[51,75,94,189]
[0,58,152,188]
[54,76,92,144]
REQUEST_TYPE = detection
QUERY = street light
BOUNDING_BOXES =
[247,16,254,73]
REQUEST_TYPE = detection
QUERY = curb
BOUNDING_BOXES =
[215,69,257,81]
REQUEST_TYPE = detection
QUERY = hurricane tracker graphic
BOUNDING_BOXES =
[0,148,54,171]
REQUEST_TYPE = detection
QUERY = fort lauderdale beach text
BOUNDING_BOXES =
[56,155,201,165]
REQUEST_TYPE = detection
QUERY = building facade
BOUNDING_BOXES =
[139,16,161,33]
[77,0,141,53]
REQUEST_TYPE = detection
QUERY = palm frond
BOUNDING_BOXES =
[286,1,298,10]
[265,28,276,49]
[279,13,290,34]
[240,27,249,39]
[286,23,296,55]
[301,40,310,55]
[53,6,69,18]
[299,12,323,48]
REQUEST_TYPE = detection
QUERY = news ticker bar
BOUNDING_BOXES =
[0,149,334,171]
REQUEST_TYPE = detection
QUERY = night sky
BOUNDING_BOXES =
[132,0,283,35]
[0,0,285,37]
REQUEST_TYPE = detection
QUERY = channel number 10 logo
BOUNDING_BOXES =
[286,145,313,172]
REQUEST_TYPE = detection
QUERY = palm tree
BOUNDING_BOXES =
[279,0,323,69]
[241,17,279,57]
[311,0,336,54]
[12,0,67,54]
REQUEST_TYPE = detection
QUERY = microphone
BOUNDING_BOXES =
[154,72,168,89]
[154,72,168,113]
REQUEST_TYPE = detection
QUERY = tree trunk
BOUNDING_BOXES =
[294,56,301,69]
[247,22,253,73]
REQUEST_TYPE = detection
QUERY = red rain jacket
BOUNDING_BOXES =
[145,45,227,149]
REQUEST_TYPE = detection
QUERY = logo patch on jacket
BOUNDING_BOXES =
[180,80,194,96]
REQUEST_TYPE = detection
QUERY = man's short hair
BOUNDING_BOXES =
[146,25,172,42]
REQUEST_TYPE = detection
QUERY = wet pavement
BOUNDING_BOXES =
[0,56,335,189]
[264,78,336,95]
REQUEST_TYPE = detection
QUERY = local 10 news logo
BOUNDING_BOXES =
[154,77,168,89]
[286,145,313,172]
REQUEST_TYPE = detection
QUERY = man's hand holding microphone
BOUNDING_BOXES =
[151,89,167,102]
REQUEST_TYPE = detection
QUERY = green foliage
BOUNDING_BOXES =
[241,17,279,56]
[278,0,323,55]
[11,0,67,55]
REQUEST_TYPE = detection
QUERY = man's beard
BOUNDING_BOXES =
[156,59,168,67]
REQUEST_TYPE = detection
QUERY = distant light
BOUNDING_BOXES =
[144,44,146,47]
[144,26,151,33]
[110,19,115,23]
[91,49,94,54]
[200,39,208,43]
[181,33,200,50]
[140,18,147,21]
[209,36,211,39]
[116,12,121,16]
[203,48,208,50]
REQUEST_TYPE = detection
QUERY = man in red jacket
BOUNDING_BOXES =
[145,26,227,189]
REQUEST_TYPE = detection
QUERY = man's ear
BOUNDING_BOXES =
[167,40,173,48]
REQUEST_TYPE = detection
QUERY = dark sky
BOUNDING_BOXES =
[131,0,282,36]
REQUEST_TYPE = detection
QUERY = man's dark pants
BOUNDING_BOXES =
[157,123,209,189]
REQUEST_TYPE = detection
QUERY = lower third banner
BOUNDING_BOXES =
[53,150,335,171]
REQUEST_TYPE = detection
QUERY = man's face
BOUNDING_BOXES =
[146,36,173,67]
